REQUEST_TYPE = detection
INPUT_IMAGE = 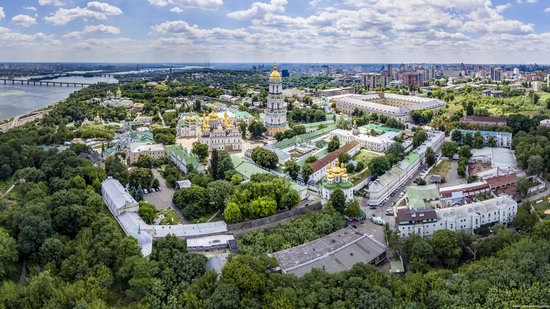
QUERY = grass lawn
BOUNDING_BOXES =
[353,150,381,166]
[158,209,181,225]
[533,198,550,219]
[350,150,382,184]
[428,160,451,178]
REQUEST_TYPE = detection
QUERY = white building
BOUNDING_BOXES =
[533,81,544,92]
[540,119,550,128]
[397,195,517,237]
[308,141,360,183]
[100,178,230,257]
[198,112,243,152]
[330,128,398,153]
[321,159,354,201]
[262,64,288,136]
[459,130,512,149]
[368,130,445,206]
[128,143,166,164]
[334,92,445,123]
[176,114,200,137]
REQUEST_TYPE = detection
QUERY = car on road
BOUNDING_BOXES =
[385,209,395,216]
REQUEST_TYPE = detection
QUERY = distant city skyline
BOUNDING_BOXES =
[1,0,550,63]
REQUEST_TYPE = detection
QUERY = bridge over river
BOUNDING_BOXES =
[1,78,91,87]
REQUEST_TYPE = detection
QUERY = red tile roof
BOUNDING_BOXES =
[460,116,507,123]
[310,141,359,173]
[486,173,518,188]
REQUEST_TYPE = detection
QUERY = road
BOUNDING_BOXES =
[355,163,429,243]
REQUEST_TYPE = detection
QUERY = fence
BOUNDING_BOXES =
[228,202,323,232]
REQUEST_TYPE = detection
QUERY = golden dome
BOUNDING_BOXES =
[270,64,281,79]
[208,112,218,120]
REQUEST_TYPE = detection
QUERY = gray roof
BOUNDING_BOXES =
[102,178,137,211]
[272,227,386,276]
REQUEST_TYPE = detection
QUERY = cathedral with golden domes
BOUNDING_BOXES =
[321,159,355,201]
[262,64,288,136]
[198,111,243,151]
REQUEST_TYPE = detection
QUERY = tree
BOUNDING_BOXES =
[513,202,538,231]
[527,155,544,176]
[38,238,63,267]
[431,229,462,268]
[327,136,340,152]
[105,156,129,185]
[136,155,156,168]
[251,147,278,169]
[224,202,242,223]
[138,201,158,224]
[517,176,531,198]
[239,122,248,139]
[368,156,390,177]
[425,147,436,166]
[206,180,234,211]
[301,164,313,184]
[329,189,346,213]
[248,120,266,138]
[458,145,472,159]
[205,284,240,309]
[305,156,317,163]
[457,160,467,178]
[280,190,300,210]
[442,141,458,158]
[488,136,496,147]
[274,132,285,142]
[413,129,428,147]
[415,177,427,185]
[386,142,405,161]
[129,168,154,188]
[451,130,462,143]
[209,150,234,180]
[0,230,17,279]
[284,160,300,180]
[473,131,484,149]
[192,142,209,162]
[345,200,361,218]
[173,185,207,219]
[338,153,351,164]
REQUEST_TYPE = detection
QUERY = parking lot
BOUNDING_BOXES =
[143,169,190,224]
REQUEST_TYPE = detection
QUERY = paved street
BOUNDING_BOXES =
[354,163,428,243]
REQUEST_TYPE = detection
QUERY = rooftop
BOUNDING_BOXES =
[272,124,337,149]
[272,227,386,276]
[406,185,440,209]
[310,141,359,173]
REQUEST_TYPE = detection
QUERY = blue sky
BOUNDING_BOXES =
[0,0,549,63]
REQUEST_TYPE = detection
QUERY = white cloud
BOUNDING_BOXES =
[44,1,123,25]
[38,0,71,6]
[171,7,184,13]
[148,0,223,10]
[64,24,120,38]
[12,15,38,27]
[545,7,550,12]
[0,7,4,20]
[24,6,38,11]
[227,0,286,20]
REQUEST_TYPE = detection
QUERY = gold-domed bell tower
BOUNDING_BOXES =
[263,64,288,136]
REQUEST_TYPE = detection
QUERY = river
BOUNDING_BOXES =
[0,75,118,121]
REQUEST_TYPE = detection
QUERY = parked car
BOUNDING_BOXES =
[143,189,148,194]
[385,209,395,216]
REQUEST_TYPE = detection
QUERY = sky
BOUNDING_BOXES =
[0,0,550,64]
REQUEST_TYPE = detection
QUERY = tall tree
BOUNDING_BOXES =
[329,189,346,213]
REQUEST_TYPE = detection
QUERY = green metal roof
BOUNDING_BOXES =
[272,124,337,149]
[165,145,205,172]
[230,154,269,179]
[361,123,402,133]
[406,185,440,209]
[404,152,420,165]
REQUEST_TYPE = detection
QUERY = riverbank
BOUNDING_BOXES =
[0,106,52,133]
